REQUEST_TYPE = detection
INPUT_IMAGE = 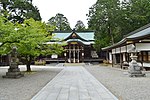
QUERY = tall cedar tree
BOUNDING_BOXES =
[87,0,150,51]
[48,13,72,31]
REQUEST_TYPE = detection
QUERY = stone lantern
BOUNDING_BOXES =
[128,44,145,77]
[3,46,24,78]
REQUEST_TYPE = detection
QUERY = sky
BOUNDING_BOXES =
[32,0,97,29]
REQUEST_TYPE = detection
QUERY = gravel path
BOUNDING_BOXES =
[85,64,150,100]
[0,65,63,100]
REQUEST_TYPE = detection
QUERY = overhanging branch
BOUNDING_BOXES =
[0,41,19,47]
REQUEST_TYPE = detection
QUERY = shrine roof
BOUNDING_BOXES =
[66,39,94,45]
[46,39,94,45]
[52,31,94,41]
[127,26,150,39]
[102,23,150,50]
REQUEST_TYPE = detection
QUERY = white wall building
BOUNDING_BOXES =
[102,23,150,70]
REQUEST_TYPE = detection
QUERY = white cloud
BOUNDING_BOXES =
[32,0,97,29]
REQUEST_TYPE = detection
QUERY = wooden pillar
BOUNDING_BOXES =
[77,46,79,63]
[106,50,109,62]
[141,51,144,69]
[69,45,71,63]
[81,46,84,62]
[112,53,114,67]
[120,47,123,69]
[73,44,75,63]
[125,45,128,63]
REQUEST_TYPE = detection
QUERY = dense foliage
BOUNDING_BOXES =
[47,13,72,31]
[87,0,150,51]
[0,17,64,71]
[0,16,16,49]
[74,20,86,31]
[0,0,41,23]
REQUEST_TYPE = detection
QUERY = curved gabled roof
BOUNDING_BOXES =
[53,32,71,40]
[52,31,94,41]
[76,32,94,40]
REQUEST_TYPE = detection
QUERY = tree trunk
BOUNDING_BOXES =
[108,23,116,64]
[108,23,114,45]
[26,61,31,72]
[26,55,32,72]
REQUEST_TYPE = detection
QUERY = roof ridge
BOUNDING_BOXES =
[124,23,150,37]
[52,30,95,33]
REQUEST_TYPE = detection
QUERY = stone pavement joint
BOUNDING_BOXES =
[31,66,118,100]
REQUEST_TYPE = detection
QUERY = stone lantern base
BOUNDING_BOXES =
[3,63,24,79]
[128,71,146,77]
[128,56,145,77]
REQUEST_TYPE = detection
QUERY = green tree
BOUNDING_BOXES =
[87,0,121,51]
[0,0,41,23]
[0,18,64,72]
[0,16,17,49]
[119,0,150,35]
[16,18,64,71]
[48,13,72,31]
[87,0,150,51]
[75,20,86,31]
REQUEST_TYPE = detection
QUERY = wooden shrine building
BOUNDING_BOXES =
[45,30,102,63]
[102,23,150,70]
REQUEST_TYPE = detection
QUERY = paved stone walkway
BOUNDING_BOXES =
[31,66,118,100]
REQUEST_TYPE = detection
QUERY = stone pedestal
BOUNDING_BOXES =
[128,54,145,77]
[3,62,24,78]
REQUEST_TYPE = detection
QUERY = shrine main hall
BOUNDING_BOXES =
[45,30,102,63]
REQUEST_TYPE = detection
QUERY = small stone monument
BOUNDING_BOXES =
[128,44,145,77]
[3,46,24,78]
